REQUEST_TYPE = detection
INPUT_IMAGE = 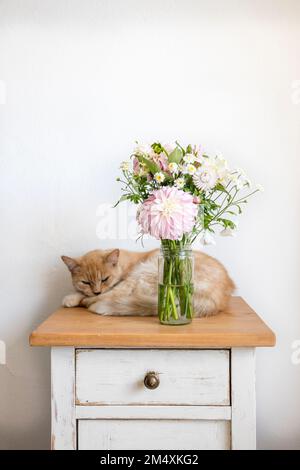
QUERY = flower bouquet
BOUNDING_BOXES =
[116,142,260,325]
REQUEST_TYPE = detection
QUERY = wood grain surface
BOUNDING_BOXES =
[30,297,275,348]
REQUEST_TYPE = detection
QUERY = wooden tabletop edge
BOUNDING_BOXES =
[29,332,276,348]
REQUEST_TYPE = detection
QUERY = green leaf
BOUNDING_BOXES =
[175,141,186,155]
[217,218,236,229]
[226,210,237,216]
[168,147,183,164]
[136,155,160,175]
[214,183,228,193]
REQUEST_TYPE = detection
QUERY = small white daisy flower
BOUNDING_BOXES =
[154,172,165,184]
[183,153,196,164]
[120,161,130,171]
[174,177,185,189]
[186,164,196,175]
[168,162,178,174]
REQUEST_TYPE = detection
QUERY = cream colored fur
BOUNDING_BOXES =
[62,249,235,317]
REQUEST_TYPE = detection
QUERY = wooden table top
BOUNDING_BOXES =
[29,297,275,349]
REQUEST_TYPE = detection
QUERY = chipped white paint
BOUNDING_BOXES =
[51,347,76,450]
[75,405,232,420]
[75,349,230,406]
[78,419,231,450]
[50,346,258,450]
[231,348,256,450]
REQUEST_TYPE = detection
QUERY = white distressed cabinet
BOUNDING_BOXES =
[30,297,275,450]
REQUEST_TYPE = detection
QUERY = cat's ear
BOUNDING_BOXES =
[61,255,80,272]
[105,249,120,266]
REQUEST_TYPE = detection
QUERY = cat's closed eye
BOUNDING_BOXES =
[102,276,110,282]
[81,280,91,285]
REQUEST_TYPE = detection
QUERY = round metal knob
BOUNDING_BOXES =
[144,372,160,390]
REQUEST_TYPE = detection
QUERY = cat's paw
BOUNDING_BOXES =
[88,301,110,315]
[62,293,84,308]
[80,296,99,308]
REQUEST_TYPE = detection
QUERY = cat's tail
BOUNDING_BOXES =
[193,278,235,317]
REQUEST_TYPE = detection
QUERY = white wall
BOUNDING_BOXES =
[0,0,299,449]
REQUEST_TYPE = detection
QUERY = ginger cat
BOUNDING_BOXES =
[62,248,234,317]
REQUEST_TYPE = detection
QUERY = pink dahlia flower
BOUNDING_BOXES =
[137,187,198,240]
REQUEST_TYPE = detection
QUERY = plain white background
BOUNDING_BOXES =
[0,0,299,449]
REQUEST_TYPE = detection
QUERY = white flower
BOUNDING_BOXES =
[194,145,204,161]
[229,172,238,184]
[236,176,250,189]
[235,167,246,177]
[186,164,197,175]
[168,162,179,174]
[200,230,216,246]
[256,184,264,192]
[235,179,245,190]
[183,153,196,164]
[193,164,218,191]
[174,177,185,189]
[200,155,229,183]
[220,227,237,237]
[229,168,250,189]
[120,161,130,171]
[213,156,229,181]
[134,143,152,156]
[154,172,165,183]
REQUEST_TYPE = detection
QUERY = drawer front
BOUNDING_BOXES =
[78,419,231,450]
[75,349,230,406]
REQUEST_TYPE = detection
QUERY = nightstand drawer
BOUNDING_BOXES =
[78,419,231,450]
[75,349,230,406]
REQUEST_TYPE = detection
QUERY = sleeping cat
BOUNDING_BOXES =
[61,248,235,317]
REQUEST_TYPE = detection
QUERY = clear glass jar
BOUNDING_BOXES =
[158,244,194,325]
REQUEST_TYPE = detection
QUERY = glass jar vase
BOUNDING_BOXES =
[158,243,194,325]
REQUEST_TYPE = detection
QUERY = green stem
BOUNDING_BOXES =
[168,287,178,320]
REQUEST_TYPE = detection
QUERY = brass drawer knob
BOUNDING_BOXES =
[144,372,160,390]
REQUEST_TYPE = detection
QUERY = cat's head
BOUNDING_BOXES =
[61,249,121,297]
